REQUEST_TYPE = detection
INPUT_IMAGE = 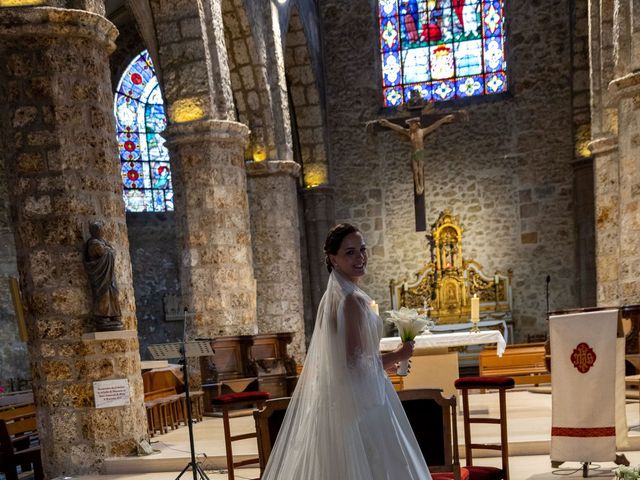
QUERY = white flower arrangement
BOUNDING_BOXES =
[386,307,434,342]
[614,465,640,480]
[385,307,435,376]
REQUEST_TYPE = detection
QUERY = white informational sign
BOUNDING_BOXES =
[93,379,130,409]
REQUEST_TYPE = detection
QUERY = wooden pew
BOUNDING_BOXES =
[0,390,34,410]
[479,342,551,386]
[0,407,42,480]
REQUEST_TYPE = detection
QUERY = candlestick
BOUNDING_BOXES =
[371,301,379,316]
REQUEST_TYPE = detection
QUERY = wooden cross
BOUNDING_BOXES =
[369,104,458,231]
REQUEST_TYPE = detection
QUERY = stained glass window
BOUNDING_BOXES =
[379,0,507,106]
[114,50,173,212]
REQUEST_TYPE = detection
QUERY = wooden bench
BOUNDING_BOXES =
[0,406,42,480]
[479,342,551,386]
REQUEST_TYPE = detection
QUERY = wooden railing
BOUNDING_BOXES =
[479,342,550,386]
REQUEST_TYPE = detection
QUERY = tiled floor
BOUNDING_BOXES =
[46,389,640,479]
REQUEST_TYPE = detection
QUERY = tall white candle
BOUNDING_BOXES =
[371,301,379,315]
[471,294,480,323]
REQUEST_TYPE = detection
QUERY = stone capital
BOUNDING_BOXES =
[587,136,619,155]
[164,119,250,148]
[245,160,301,179]
[608,71,640,100]
[0,6,117,53]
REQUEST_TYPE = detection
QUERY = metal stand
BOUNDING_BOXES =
[148,310,213,480]
[582,462,589,477]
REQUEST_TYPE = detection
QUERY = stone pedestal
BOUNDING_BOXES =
[301,186,335,335]
[0,7,146,476]
[247,160,305,362]
[165,119,257,338]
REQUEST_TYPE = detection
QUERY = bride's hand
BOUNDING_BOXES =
[395,340,415,362]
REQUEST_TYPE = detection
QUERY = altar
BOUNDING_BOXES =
[380,330,506,396]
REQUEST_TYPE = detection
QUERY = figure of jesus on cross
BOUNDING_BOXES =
[377,113,456,231]
[378,114,455,196]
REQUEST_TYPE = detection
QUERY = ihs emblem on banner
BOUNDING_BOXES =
[570,342,597,373]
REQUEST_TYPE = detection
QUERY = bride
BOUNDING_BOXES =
[262,224,432,479]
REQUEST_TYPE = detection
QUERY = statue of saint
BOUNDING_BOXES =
[83,221,123,331]
[378,114,455,195]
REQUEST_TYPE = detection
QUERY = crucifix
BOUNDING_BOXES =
[376,111,455,231]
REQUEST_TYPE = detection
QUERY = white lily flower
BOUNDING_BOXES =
[385,307,434,342]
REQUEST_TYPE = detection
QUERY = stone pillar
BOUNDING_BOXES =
[301,186,335,337]
[588,137,620,305]
[246,160,305,362]
[0,7,146,476]
[608,72,640,304]
[165,120,257,338]
[613,0,632,78]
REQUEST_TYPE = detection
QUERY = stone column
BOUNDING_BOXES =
[608,73,640,304]
[246,160,305,362]
[301,186,335,337]
[0,7,146,477]
[165,120,257,338]
[588,137,620,305]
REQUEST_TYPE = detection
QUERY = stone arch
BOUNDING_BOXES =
[284,6,328,188]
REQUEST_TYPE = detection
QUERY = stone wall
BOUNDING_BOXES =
[320,0,580,341]
[126,213,182,359]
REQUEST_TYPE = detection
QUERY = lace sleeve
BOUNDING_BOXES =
[340,292,381,372]
[342,292,367,368]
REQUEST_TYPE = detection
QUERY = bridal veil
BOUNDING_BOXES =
[261,271,431,480]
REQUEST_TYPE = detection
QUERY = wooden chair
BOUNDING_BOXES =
[455,376,515,480]
[0,409,43,480]
[253,397,291,475]
[398,388,468,480]
[211,390,270,480]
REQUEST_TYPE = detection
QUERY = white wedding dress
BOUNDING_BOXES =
[262,271,432,479]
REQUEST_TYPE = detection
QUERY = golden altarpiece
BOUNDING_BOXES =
[390,210,513,336]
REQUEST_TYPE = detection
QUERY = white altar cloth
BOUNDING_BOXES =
[380,330,506,357]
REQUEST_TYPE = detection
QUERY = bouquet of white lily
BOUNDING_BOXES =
[614,465,640,480]
[386,307,434,375]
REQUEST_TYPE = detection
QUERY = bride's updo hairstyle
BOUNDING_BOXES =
[324,223,359,273]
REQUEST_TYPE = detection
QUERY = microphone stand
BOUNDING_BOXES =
[176,308,210,480]
[545,275,551,315]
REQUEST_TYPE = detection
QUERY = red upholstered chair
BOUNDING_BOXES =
[454,376,515,480]
[398,388,469,480]
[211,391,270,480]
